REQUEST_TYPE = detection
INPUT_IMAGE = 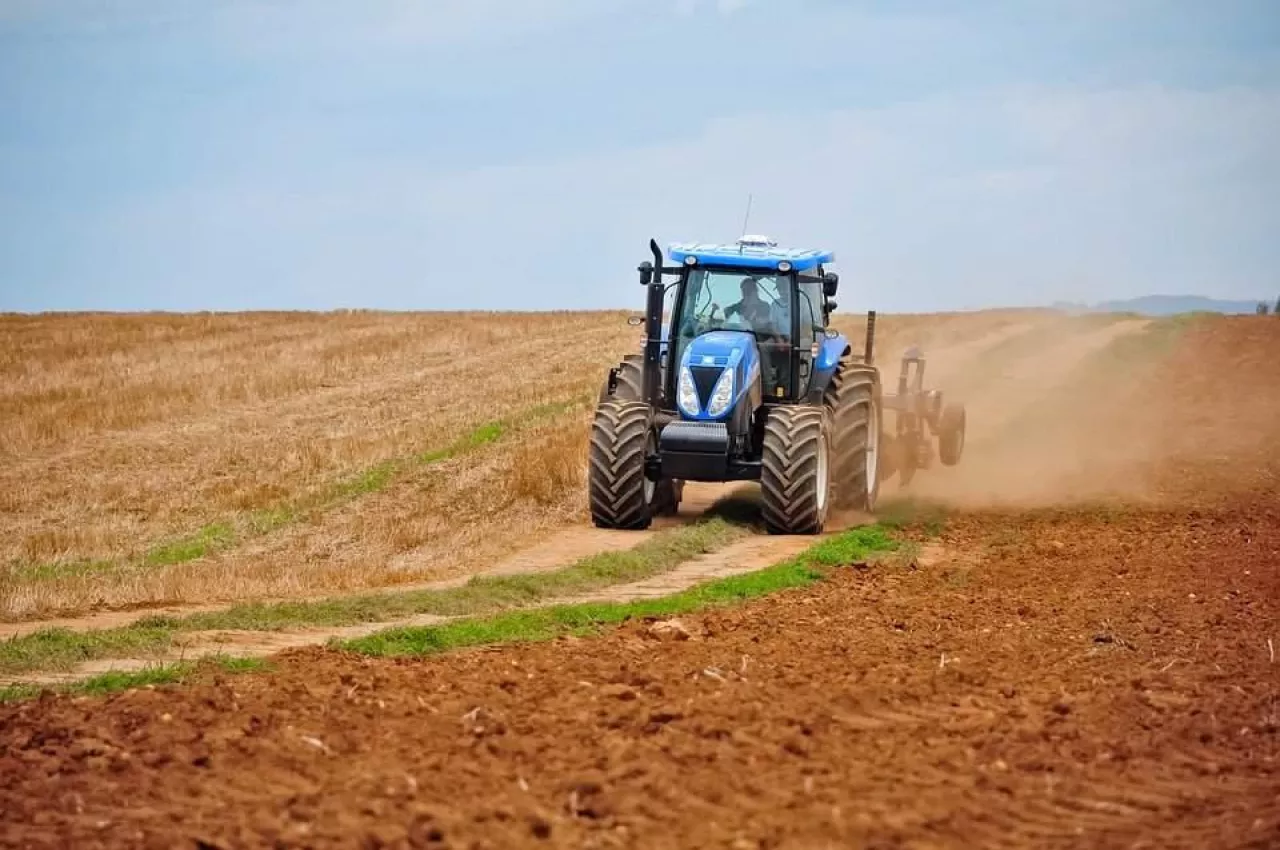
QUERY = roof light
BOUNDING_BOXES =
[684,255,698,266]
[777,260,792,272]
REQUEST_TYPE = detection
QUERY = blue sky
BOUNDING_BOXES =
[1,1,1278,313]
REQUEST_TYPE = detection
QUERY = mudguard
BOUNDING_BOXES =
[804,333,852,402]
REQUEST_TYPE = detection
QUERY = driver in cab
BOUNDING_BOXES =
[713,276,786,388]
[713,277,773,331]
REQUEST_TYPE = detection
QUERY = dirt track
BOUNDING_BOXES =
[2,313,1279,848]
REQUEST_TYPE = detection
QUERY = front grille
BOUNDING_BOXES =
[690,365,724,407]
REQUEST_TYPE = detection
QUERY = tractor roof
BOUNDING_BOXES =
[667,235,834,273]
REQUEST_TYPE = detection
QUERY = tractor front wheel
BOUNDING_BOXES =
[588,400,654,530]
[760,406,832,535]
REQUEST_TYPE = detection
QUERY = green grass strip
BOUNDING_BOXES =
[0,510,752,676]
[339,523,898,658]
[13,394,593,581]
[0,522,904,702]
[0,657,270,704]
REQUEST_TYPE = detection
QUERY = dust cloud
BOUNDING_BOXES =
[866,312,1274,510]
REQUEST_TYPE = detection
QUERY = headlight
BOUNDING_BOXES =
[705,368,735,417]
[677,366,700,416]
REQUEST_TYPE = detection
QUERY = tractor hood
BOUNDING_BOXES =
[676,330,761,420]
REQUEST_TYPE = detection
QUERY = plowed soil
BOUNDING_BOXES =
[3,313,1279,848]
[2,497,1277,849]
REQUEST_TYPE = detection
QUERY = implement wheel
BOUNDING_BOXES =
[938,402,966,467]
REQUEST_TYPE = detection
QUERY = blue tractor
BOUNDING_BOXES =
[589,235,965,534]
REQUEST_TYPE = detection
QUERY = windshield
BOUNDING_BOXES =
[676,269,792,341]
[669,268,798,400]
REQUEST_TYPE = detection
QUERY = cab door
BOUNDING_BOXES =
[795,279,823,396]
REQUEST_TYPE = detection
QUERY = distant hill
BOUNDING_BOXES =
[1052,295,1269,316]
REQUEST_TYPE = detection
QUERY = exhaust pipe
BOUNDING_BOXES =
[642,238,666,409]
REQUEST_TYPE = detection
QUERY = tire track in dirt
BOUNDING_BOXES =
[0,523,872,687]
[0,483,743,642]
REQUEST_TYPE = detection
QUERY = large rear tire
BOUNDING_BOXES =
[760,406,832,535]
[588,400,654,530]
[598,355,683,513]
[824,357,882,512]
[597,354,645,404]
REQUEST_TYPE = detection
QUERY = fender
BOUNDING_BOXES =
[804,334,852,403]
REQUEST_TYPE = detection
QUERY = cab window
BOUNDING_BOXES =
[796,280,823,351]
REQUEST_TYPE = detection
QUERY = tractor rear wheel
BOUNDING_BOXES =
[823,357,883,512]
[588,400,654,530]
[938,402,966,466]
[760,406,832,534]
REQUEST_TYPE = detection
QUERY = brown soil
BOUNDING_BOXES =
[1,494,1276,849]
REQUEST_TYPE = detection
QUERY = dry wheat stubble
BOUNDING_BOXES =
[2,312,634,566]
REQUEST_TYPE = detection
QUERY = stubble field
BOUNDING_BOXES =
[1,306,1278,848]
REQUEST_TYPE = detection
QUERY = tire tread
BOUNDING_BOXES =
[588,400,653,530]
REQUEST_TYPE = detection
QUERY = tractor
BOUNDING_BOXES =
[589,235,965,534]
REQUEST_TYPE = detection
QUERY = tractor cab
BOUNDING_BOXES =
[663,236,841,412]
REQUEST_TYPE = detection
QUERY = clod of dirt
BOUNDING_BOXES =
[526,813,553,839]
[646,619,693,642]
[600,684,638,701]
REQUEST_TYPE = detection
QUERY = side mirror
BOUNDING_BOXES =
[638,260,654,286]
[823,272,839,298]
[626,315,644,326]
[826,300,838,313]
